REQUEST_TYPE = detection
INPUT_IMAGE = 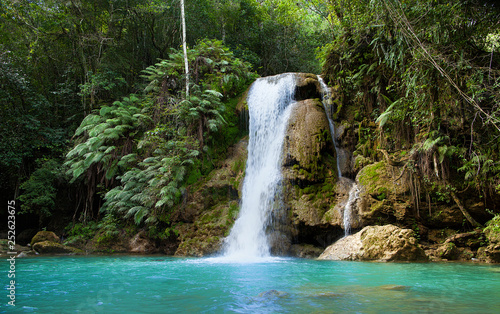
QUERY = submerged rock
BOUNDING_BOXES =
[257,289,289,299]
[318,224,428,262]
[31,231,60,247]
[379,285,411,291]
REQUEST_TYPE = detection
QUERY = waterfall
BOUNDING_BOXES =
[318,77,342,178]
[318,76,358,237]
[223,73,296,260]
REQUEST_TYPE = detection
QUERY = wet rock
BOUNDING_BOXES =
[294,73,321,100]
[289,244,324,258]
[257,289,289,299]
[435,242,460,260]
[33,241,83,255]
[282,99,335,183]
[173,139,247,257]
[31,231,60,247]
[477,244,500,263]
[355,161,414,226]
[268,231,292,256]
[129,231,156,253]
[336,148,353,177]
[323,177,363,231]
[379,285,411,291]
[318,224,428,261]
[17,251,38,258]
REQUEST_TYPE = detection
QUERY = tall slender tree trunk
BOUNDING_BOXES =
[180,0,189,98]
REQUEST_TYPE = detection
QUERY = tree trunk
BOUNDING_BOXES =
[180,0,189,98]
[450,191,482,228]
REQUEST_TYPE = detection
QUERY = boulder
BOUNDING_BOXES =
[16,251,38,258]
[33,241,83,254]
[31,231,60,247]
[318,224,428,261]
[435,242,460,260]
[477,244,500,263]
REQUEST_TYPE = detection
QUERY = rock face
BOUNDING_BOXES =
[31,231,60,247]
[318,224,428,261]
[33,241,83,254]
[173,138,247,256]
[283,98,335,183]
[129,231,156,253]
[355,161,412,226]
[477,217,500,263]
[277,75,344,253]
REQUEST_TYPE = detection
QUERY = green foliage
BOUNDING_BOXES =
[484,214,500,236]
[0,52,67,198]
[95,214,121,245]
[64,40,247,226]
[142,39,258,99]
[78,70,128,106]
[65,95,148,183]
[322,0,500,213]
[64,221,98,245]
[18,159,62,221]
[103,138,197,225]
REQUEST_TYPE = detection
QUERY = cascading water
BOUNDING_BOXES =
[318,76,359,237]
[318,77,342,178]
[223,73,296,261]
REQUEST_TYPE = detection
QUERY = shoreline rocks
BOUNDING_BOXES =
[318,224,428,262]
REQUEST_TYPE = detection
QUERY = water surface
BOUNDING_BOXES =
[3,256,500,313]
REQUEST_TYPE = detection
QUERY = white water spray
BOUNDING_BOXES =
[318,77,342,178]
[318,76,358,237]
[223,73,296,261]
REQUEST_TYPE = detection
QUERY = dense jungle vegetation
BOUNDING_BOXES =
[2,0,499,248]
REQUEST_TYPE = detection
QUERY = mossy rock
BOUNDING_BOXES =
[174,200,239,257]
[31,231,60,247]
[33,241,84,255]
[283,99,336,183]
[484,215,500,244]
[436,242,460,260]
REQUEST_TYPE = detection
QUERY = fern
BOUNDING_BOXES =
[64,94,147,183]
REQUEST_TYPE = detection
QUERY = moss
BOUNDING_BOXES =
[186,167,202,185]
[484,214,500,243]
[357,161,385,195]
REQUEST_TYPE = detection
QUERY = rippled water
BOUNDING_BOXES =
[3,256,500,313]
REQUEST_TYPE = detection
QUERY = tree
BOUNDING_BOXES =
[181,0,190,97]
[321,0,500,224]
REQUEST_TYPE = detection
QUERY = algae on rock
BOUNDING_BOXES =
[172,139,248,256]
